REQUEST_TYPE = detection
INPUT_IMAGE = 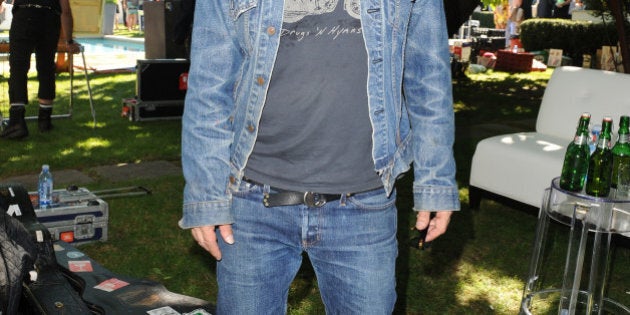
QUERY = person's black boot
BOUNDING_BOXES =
[0,106,28,140]
[38,106,53,132]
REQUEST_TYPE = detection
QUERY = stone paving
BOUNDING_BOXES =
[0,160,182,191]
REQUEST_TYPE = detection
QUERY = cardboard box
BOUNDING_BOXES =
[451,40,472,62]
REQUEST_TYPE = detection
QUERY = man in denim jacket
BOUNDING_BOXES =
[181,0,460,313]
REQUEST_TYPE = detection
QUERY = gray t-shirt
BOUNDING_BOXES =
[244,0,382,194]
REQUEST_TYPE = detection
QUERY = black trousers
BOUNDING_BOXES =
[8,7,60,104]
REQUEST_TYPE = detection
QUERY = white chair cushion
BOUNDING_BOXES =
[470,132,568,207]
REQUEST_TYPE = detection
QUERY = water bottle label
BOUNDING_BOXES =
[39,181,53,208]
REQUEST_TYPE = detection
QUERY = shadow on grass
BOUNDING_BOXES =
[0,73,182,177]
[394,172,479,314]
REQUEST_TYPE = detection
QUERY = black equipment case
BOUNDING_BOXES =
[29,187,108,245]
[126,59,190,122]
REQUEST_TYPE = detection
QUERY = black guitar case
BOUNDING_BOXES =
[0,184,94,314]
[0,183,215,315]
[54,240,214,314]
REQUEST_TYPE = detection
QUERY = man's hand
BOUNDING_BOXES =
[415,211,452,243]
[66,41,81,54]
[191,224,234,260]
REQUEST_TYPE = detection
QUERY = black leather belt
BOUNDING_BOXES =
[15,4,54,10]
[243,178,346,208]
[264,190,346,208]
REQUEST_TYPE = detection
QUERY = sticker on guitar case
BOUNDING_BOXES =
[94,278,130,292]
[68,260,94,272]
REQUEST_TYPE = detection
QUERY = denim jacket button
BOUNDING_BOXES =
[256,76,265,85]
[267,26,276,36]
[247,124,255,133]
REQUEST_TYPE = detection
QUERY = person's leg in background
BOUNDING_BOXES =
[34,13,60,133]
[2,9,35,140]
[126,8,137,30]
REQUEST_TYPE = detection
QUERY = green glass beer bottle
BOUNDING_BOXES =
[585,116,614,197]
[612,115,630,188]
[559,113,591,192]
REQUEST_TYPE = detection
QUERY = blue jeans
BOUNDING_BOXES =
[217,182,398,314]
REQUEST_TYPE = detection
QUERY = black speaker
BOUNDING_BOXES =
[144,0,187,59]
[136,59,190,101]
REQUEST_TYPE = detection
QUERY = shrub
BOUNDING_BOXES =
[520,18,619,64]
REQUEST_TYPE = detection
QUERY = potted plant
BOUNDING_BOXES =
[102,0,118,35]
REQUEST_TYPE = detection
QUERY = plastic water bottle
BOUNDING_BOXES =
[589,124,601,154]
[38,164,53,210]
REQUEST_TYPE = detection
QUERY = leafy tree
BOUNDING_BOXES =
[582,0,630,16]
[481,0,504,7]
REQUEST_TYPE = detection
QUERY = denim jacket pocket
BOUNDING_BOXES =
[230,0,257,20]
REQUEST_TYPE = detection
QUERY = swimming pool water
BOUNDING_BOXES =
[79,38,145,54]
[0,36,144,54]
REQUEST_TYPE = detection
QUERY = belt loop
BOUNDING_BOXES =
[262,184,271,195]
[340,193,348,206]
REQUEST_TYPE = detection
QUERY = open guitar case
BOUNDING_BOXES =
[0,183,215,315]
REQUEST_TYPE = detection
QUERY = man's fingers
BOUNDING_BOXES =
[414,211,453,243]
[424,211,452,243]
[218,225,235,244]
[191,224,235,260]
[415,211,430,231]
[191,225,223,260]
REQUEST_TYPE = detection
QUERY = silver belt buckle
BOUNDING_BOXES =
[303,192,326,208]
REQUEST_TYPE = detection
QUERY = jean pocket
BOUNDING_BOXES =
[231,180,262,198]
[347,188,396,211]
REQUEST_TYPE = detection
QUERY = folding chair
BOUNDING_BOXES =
[53,41,96,128]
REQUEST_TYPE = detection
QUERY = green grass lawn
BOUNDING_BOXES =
[112,28,145,38]
[1,68,628,314]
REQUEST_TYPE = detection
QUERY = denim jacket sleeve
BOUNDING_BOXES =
[179,0,246,228]
[404,0,460,212]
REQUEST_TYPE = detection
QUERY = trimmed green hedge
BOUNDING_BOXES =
[472,11,496,28]
[520,18,620,64]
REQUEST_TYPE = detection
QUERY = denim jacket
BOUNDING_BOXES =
[180,0,461,229]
